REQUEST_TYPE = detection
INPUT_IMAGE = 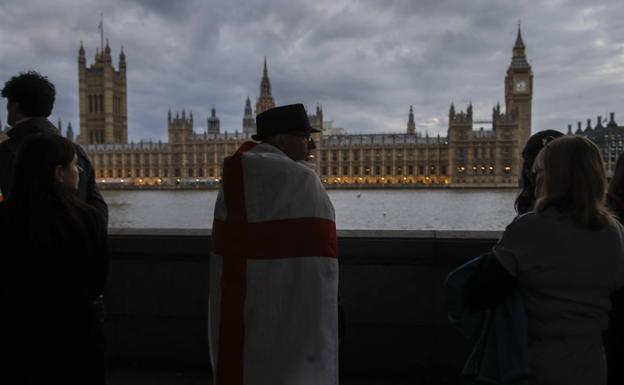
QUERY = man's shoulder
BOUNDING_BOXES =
[0,137,16,155]
[244,149,317,180]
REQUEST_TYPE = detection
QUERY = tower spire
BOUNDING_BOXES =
[255,57,275,115]
[98,12,104,54]
[515,20,525,49]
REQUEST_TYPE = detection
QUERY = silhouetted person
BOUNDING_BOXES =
[0,134,109,384]
[0,71,107,222]
[605,152,624,385]
[607,153,624,222]
[468,136,624,385]
[209,104,339,385]
[514,129,564,215]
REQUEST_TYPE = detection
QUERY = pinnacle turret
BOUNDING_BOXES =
[407,105,416,135]
[255,58,275,115]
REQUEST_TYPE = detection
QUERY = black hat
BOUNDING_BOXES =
[252,103,320,141]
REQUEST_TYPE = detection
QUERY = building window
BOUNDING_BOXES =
[332,167,338,175]
[418,165,424,175]
[99,95,104,113]
[188,168,194,177]
[108,170,113,177]
[332,151,338,161]
[321,151,327,161]
[375,166,380,175]
[430,165,436,175]
[136,169,140,177]
[174,168,180,177]
[322,166,327,175]
[441,165,447,175]
[89,95,93,113]
[209,168,214,177]
[397,167,403,175]
[353,150,360,161]
[386,165,392,175]
[353,166,359,175]
[408,165,414,174]
[343,166,349,175]
[144,168,150,177]
[199,168,204,177]
[342,152,348,161]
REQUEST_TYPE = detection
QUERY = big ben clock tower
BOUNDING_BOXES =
[505,24,533,145]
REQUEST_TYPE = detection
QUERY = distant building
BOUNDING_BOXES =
[568,113,624,177]
[207,107,220,135]
[322,121,347,136]
[77,40,127,144]
[242,97,255,134]
[81,26,531,187]
[255,58,275,115]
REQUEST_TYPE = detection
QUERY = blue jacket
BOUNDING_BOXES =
[446,256,529,385]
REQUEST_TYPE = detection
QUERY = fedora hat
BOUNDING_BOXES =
[252,103,320,141]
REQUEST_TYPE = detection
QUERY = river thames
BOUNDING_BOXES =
[102,189,519,230]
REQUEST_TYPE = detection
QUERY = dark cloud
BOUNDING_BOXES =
[0,0,623,140]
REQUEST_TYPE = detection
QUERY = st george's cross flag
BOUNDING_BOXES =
[209,141,339,385]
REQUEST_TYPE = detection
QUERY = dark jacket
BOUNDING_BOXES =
[0,117,108,222]
[0,197,109,384]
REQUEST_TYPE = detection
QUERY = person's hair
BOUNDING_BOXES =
[7,134,75,203]
[515,130,564,214]
[533,135,614,229]
[4,134,91,244]
[608,152,624,200]
[1,70,55,117]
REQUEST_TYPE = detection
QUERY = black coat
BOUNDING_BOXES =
[0,117,108,223]
[0,198,109,384]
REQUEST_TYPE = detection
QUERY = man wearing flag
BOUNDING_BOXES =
[209,103,339,385]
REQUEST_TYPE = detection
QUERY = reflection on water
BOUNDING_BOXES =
[102,189,519,231]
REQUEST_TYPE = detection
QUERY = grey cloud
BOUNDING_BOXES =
[0,0,623,140]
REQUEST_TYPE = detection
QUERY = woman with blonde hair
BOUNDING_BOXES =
[467,135,624,384]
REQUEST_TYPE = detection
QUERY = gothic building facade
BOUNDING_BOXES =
[568,113,624,177]
[79,28,532,188]
[77,40,127,145]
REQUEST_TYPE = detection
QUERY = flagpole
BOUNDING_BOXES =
[100,12,104,53]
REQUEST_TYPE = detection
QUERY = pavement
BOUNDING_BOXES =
[106,367,428,385]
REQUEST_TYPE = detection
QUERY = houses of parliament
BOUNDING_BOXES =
[2,28,537,188]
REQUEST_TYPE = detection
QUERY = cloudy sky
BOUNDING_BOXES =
[0,0,622,141]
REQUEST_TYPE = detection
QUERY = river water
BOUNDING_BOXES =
[102,189,518,230]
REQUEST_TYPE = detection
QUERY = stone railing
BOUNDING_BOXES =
[105,229,501,375]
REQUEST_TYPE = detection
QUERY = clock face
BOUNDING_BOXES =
[515,80,527,92]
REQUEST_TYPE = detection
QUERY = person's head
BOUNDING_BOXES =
[532,135,612,228]
[7,134,80,202]
[1,71,55,126]
[608,152,624,200]
[515,129,564,214]
[253,103,319,161]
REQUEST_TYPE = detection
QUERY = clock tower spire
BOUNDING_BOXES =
[505,22,532,144]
